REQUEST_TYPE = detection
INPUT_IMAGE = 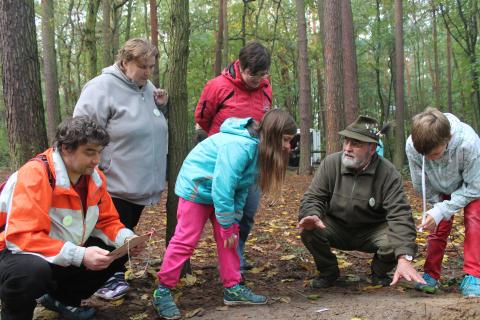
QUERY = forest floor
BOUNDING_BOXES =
[1,169,476,320]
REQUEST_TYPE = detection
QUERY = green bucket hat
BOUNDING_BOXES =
[339,115,380,144]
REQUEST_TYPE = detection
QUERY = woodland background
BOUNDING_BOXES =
[0,0,479,237]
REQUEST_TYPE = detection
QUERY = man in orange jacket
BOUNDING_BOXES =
[0,117,143,320]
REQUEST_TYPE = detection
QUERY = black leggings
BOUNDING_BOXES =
[0,237,124,320]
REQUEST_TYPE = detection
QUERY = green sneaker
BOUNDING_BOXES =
[223,284,267,306]
[415,273,438,294]
[152,286,181,320]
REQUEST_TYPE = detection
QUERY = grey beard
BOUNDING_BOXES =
[341,154,364,170]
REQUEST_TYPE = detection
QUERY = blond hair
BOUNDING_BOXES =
[116,38,158,64]
[411,107,451,155]
[257,109,297,195]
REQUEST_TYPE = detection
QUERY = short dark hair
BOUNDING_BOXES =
[54,116,110,152]
[238,41,271,75]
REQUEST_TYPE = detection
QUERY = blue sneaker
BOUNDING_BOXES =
[415,273,438,294]
[460,275,480,297]
[223,284,267,305]
[152,285,181,320]
[38,294,96,320]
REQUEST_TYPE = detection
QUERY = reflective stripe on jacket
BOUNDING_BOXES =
[0,148,133,267]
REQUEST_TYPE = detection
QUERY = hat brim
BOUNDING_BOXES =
[339,130,378,144]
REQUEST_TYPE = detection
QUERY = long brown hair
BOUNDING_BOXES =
[257,109,297,195]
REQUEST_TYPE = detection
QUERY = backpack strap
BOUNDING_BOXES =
[30,154,55,189]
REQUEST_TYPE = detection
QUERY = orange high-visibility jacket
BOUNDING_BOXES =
[0,148,134,267]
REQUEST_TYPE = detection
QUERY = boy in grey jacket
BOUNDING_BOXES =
[406,107,480,297]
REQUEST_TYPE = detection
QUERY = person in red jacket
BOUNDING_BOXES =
[195,41,272,272]
[0,117,144,320]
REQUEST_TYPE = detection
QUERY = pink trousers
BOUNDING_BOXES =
[424,198,480,279]
[157,198,241,288]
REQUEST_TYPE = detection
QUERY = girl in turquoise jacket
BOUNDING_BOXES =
[153,109,296,319]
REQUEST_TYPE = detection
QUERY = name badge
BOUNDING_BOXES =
[153,109,161,117]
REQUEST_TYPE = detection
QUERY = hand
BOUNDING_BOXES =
[153,88,168,106]
[417,214,437,233]
[298,215,326,231]
[390,257,426,286]
[220,224,239,249]
[82,246,115,270]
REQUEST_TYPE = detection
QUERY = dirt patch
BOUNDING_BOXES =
[9,171,475,320]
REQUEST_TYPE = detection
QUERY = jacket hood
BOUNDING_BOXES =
[101,64,144,90]
[219,117,258,141]
[445,113,462,151]
[221,60,269,91]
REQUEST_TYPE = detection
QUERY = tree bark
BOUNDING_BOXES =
[102,0,113,67]
[166,0,190,245]
[295,0,312,175]
[446,31,453,113]
[341,0,359,124]
[86,0,100,79]
[41,0,61,144]
[150,0,160,86]
[0,0,48,169]
[393,0,405,169]
[431,0,441,109]
[324,0,344,154]
[222,0,229,64]
[214,0,225,76]
[125,0,132,42]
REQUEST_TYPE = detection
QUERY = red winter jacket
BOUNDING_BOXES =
[194,60,272,136]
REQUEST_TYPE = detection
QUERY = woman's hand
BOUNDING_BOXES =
[153,88,168,106]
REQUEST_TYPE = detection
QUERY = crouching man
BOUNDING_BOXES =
[298,116,425,288]
[0,116,143,320]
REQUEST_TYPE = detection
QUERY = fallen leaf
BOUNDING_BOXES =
[216,306,229,311]
[280,254,296,261]
[307,294,321,300]
[361,285,383,291]
[130,312,149,320]
[185,307,204,318]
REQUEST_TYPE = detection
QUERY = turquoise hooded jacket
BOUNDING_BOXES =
[175,117,259,227]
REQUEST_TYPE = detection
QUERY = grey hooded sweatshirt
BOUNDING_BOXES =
[74,64,168,205]
[406,113,480,225]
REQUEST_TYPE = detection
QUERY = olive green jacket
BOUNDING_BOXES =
[299,152,417,258]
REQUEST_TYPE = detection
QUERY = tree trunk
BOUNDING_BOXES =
[86,0,100,79]
[102,0,113,67]
[150,0,160,87]
[431,0,441,109]
[0,0,48,169]
[214,0,225,76]
[324,0,343,154]
[143,0,150,39]
[446,31,453,112]
[222,0,229,64]
[295,0,312,175]
[41,0,61,144]
[166,0,190,245]
[125,0,132,42]
[341,0,359,124]
[393,0,405,169]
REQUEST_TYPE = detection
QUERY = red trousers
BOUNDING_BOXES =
[424,198,480,279]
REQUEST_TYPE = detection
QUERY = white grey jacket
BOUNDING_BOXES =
[406,113,480,224]
[74,64,168,205]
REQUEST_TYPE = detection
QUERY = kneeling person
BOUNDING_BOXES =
[0,117,143,320]
[298,116,425,288]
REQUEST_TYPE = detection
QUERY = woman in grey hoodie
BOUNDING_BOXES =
[74,38,168,300]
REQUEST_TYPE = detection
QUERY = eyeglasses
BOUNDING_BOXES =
[244,70,269,80]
